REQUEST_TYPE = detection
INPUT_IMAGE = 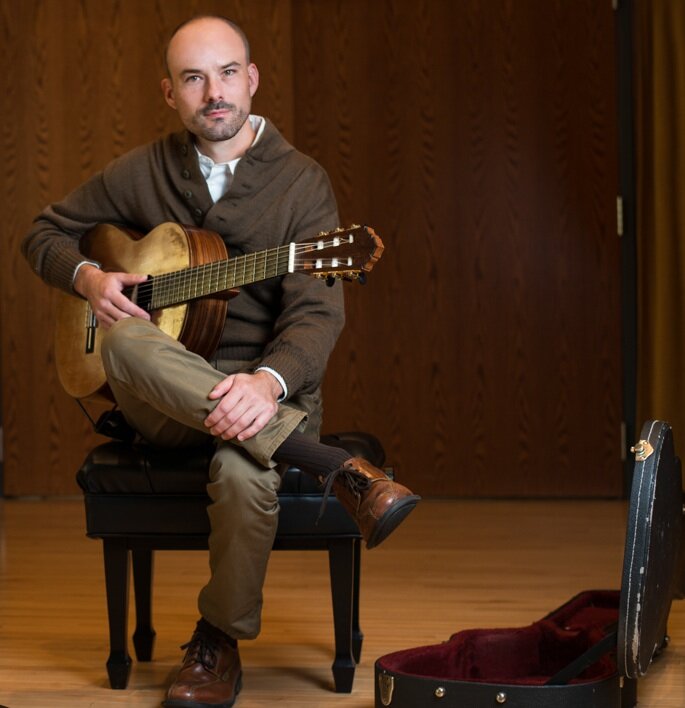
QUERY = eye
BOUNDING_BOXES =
[223,68,236,77]
[184,74,202,83]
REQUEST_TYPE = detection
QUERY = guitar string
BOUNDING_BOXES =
[128,238,359,308]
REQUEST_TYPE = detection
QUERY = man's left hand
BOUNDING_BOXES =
[204,370,283,441]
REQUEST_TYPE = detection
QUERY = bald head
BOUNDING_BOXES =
[164,15,251,76]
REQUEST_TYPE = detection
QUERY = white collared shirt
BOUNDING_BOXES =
[195,115,266,202]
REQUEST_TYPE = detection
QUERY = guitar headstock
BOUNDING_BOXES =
[291,225,384,282]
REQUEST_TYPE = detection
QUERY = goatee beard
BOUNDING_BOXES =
[195,102,249,142]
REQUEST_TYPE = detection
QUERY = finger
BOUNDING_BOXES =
[235,413,270,442]
[205,394,249,434]
[97,297,134,324]
[96,312,116,329]
[233,399,278,441]
[208,375,236,401]
[221,412,259,441]
[218,396,267,439]
[120,273,149,285]
[114,295,150,320]
[108,278,151,320]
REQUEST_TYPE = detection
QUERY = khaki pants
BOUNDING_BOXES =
[100,318,321,639]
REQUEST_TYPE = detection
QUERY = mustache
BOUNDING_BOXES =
[201,101,235,115]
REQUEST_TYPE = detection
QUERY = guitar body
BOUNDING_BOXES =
[55,220,384,402]
[55,223,230,401]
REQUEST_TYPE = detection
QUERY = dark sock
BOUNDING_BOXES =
[197,618,237,647]
[272,430,350,477]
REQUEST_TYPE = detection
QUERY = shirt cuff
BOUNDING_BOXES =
[72,259,101,287]
[255,366,288,401]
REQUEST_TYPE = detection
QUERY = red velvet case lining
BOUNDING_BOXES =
[378,591,620,686]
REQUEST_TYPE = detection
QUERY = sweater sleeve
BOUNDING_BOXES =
[256,164,345,397]
[22,172,130,293]
[21,141,177,293]
[22,159,135,293]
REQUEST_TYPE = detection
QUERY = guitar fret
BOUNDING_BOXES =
[148,237,347,310]
[229,257,237,289]
[156,246,288,309]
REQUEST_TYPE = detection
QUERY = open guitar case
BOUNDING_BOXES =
[375,420,684,707]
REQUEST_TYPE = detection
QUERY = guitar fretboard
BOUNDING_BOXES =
[148,245,292,309]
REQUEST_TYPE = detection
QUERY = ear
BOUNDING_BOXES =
[161,77,176,109]
[247,63,259,98]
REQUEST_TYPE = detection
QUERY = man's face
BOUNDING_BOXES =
[162,19,258,143]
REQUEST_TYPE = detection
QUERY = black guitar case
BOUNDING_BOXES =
[375,420,683,708]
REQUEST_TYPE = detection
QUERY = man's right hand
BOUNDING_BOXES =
[74,264,150,328]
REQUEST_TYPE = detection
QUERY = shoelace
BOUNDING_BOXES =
[181,630,220,672]
[317,465,373,523]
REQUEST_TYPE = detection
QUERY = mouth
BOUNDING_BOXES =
[202,103,233,120]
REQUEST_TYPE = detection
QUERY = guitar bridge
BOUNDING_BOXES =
[85,305,98,354]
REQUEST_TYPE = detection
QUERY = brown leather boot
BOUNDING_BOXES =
[163,619,242,708]
[322,457,421,549]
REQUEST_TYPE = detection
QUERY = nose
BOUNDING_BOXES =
[204,76,223,103]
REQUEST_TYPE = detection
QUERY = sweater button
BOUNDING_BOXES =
[182,169,191,179]
[184,190,193,199]
[194,208,203,217]
[181,145,188,155]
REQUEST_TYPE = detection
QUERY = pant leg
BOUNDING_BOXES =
[99,317,317,637]
[100,317,306,462]
[197,442,282,639]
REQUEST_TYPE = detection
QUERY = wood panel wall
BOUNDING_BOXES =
[1,0,621,497]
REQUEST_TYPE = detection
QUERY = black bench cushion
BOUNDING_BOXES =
[77,432,384,538]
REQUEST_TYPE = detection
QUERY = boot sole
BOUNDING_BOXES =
[162,672,242,708]
[365,495,421,549]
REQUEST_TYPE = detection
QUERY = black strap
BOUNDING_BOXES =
[94,408,136,443]
[75,398,135,443]
[545,628,618,686]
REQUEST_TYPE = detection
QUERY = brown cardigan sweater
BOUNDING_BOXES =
[22,120,345,398]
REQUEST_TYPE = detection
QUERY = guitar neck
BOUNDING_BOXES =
[143,244,292,310]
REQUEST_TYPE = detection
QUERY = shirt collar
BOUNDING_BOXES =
[195,114,265,175]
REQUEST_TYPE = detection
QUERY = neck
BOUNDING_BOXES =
[195,117,256,163]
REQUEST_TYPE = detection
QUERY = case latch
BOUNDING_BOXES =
[379,672,394,706]
[631,440,654,461]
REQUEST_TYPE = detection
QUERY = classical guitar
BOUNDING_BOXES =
[55,221,383,401]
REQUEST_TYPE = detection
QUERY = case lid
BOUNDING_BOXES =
[618,420,683,678]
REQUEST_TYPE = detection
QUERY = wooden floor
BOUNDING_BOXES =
[0,497,683,708]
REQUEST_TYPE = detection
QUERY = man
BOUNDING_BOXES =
[22,15,419,708]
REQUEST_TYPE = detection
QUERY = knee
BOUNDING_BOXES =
[208,452,280,512]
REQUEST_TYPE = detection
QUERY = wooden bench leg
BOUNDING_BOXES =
[132,548,156,661]
[103,538,132,689]
[328,538,356,693]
